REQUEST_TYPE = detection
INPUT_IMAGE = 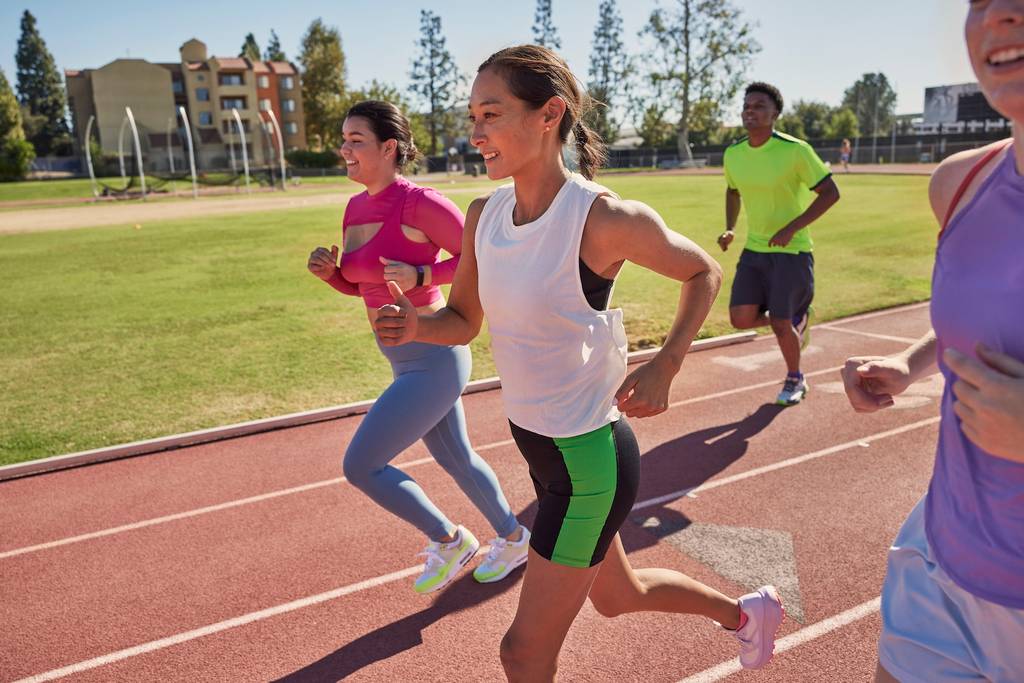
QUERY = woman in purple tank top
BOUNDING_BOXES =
[841,3,1024,681]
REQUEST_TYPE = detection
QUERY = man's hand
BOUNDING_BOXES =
[768,224,798,248]
[717,230,735,252]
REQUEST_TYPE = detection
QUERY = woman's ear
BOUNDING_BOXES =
[383,139,398,159]
[543,96,568,132]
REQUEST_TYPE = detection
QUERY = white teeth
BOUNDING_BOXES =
[989,47,1024,65]
[483,152,499,160]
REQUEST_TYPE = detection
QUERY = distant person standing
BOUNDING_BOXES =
[839,138,852,173]
[718,82,840,406]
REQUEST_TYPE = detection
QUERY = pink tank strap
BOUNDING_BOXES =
[940,139,1013,237]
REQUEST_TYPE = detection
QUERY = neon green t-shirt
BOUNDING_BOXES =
[723,131,831,254]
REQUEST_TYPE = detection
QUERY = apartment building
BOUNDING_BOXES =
[66,39,306,171]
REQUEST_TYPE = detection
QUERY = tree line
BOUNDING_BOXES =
[2,2,901,181]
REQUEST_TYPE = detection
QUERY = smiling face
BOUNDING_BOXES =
[468,67,556,180]
[340,116,396,187]
[966,0,1024,124]
[741,91,780,133]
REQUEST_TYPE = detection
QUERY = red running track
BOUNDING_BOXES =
[1,303,938,682]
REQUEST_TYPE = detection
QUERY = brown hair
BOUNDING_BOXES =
[345,100,421,172]
[478,45,607,180]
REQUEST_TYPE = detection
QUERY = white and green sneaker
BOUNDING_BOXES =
[473,526,530,583]
[413,526,479,595]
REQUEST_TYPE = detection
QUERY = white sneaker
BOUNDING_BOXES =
[732,585,785,669]
[776,375,808,406]
[413,525,479,595]
[473,525,530,583]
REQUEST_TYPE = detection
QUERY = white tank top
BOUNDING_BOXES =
[475,174,628,438]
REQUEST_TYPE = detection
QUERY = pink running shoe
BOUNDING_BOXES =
[733,585,785,669]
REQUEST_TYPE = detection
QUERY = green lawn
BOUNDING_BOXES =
[0,173,935,465]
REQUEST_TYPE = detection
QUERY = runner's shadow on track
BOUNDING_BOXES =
[273,570,522,682]
[621,403,785,552]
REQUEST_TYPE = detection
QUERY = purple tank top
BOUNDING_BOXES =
[927,144,1024,608]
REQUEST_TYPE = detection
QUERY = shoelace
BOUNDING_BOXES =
[417,543,445,571]
[783,378,801,392]
[482,537,508,563]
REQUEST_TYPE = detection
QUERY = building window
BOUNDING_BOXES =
[286,121,298,135]
[172,80,183,94]
[196,88,209,101]
[221,97,246,110]
[220,73,243,86]
[199,111,213,126]
[258,75,269,88]
[222,119,251,134]
[197,74,205,82]
[259,99,271,112]
[281,76,294,90]
[282,99,296,113]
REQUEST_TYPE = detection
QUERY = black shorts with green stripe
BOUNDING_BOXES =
[509,419,640,568]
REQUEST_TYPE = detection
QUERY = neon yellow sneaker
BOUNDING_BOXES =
[473,526,530,583]
[413,525,479,595]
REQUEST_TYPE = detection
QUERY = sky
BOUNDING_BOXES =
[1,1,975,124]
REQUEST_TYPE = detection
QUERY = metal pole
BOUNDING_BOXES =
[177,106,199,199]
[231,108,251,193]
[890,85,898,163]
[265,109,287,191]
[871,84,880,164]
[118,116,129,181]
[125,106,147,199]
[84,115,98,198]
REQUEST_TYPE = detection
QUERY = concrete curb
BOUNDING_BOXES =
[0,332,757,482]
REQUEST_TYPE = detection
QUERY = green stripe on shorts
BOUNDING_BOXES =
[551,424,618,568]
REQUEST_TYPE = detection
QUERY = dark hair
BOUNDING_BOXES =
[344,100,421,171]
[745,82,784,113]
[478,45,607,180]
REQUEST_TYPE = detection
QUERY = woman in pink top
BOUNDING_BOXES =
[307,101,528,595]
[842,3,1024,681]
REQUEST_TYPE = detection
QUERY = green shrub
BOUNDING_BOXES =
[0,137,35,181]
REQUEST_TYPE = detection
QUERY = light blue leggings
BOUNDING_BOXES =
[342,340,518,543]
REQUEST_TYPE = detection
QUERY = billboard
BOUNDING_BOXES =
[924,83,1005,124]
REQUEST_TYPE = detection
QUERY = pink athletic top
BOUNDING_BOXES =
[326,176,464,308]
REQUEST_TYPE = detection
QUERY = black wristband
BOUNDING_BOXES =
[415,265,425,288]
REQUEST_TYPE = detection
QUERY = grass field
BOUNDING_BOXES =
[0,173,935,465]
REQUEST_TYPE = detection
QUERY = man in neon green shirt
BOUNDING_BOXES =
[719,82,840,405]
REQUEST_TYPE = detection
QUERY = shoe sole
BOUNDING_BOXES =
[416,540,480,595]
[473,551,528,584]
[750,586,786,669]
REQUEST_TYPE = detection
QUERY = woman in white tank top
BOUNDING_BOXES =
[374,45,784,680]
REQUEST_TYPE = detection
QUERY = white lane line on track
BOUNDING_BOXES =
[676,597,882,683]
[1,364,854,561]
[632,417,940,511]
[816,325,919,344]
[10,565,425,683]
[14,419,930,682]
[0,442,515,561]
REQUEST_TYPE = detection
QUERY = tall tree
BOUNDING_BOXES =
[825,107,860,139]
[532,0,562,49]
[264,30,286,61]
[15,10,69,156]
[639,0,760,162]
[239,33,261,61]
[0,68,35,181]
[585,0,631,144]
[842,73,897,137]
[409,10,464,156]
[299,18,347,149]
